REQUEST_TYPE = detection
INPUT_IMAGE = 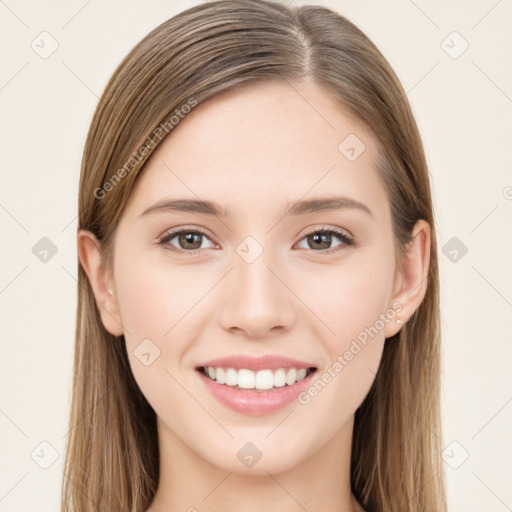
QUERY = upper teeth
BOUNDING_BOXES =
[203,367,310,390]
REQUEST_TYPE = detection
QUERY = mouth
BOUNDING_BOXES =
[196,366,318,392]
[194,365,318,415]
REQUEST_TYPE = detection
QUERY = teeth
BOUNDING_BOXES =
[216,367,226,384]
[273,368,286,387]
[286,368,297,385]
[255,369,274,390]
[201,366,312,390]
[225,368,238,386]
[238,369,255,389]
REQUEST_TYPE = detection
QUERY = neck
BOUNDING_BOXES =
[146,415,364,512]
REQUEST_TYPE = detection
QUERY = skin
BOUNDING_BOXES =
[78,79,430,512]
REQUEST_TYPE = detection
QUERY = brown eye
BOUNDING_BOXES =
[176,232,203,250]
[296,228,355,253]
[159,228,215,253]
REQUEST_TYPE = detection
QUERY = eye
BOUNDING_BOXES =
[158,227,216,255]
[295,227,355,254]
[158,226,356,256]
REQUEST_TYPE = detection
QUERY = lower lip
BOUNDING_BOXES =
[196,369,316,416]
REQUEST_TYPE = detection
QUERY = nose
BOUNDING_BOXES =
[218,254,297,339]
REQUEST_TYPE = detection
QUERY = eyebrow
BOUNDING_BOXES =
[140,195,373,219]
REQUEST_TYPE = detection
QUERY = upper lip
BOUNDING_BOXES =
[196,354,317,371]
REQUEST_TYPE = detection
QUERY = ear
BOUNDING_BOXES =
[384,219,431,339]
[77,229,124,336]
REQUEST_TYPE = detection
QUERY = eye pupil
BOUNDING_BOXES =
[309,232,331,250]
[180,232,202,249]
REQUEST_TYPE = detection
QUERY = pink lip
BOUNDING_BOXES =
[196,369,317,416]
[196,354,316,371]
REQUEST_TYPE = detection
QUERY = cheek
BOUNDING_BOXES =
[300,251,395,346]
[115,252,202,340]
[295,253,394,410]
[114,256,208,402]
[117,266,202,430]
[295,286,388,439]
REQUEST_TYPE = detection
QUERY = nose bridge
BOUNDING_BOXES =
[218,238,296,336]
[236,250,279,303]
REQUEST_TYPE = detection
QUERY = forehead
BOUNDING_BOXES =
[123,80,389,221]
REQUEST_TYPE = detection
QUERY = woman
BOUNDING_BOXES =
[63,1,447,510]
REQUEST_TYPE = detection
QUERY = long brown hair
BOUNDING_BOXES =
[62,1,447,510]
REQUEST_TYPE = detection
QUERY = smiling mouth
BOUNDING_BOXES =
[197,366,317,392]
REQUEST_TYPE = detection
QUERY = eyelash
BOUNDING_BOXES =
[157,226,356,256]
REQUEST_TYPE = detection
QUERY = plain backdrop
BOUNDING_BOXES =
[1,1,511,510]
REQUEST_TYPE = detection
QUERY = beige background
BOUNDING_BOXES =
[1,0,511,510]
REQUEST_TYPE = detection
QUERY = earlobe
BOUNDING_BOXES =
[77,229,124,336]
[384,220,431,339]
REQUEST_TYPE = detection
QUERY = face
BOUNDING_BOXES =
[99,79,406,474]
